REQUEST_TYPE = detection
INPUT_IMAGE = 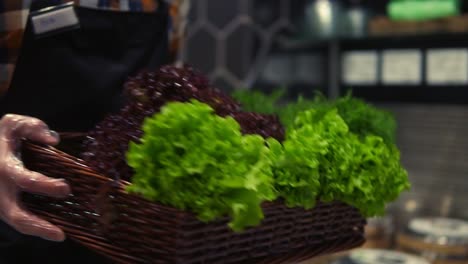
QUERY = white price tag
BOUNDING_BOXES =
[382,50,422,85]
[427,49,468,85]
[342,51,378,85]
[31,3,79,36]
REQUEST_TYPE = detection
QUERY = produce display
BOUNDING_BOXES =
[127,100,277,231]
[82,66,284,182]
[268,108,407,216]
[232,90,397,145]
[236,90,408,216]
[81,66,410,232]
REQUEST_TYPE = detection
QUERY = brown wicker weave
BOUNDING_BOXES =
[20,135,366,264]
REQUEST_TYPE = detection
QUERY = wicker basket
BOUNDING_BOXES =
[20,135,366,264]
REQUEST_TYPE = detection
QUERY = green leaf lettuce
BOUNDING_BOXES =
[126,100,278,231]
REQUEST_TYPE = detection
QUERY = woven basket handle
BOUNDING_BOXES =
[58,132,88,140]
[24,132,124,232]
[93,181,119,232]
[55,133,122,231]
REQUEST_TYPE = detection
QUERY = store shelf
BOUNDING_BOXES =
[345,85,468,105]
[273,36,332,53]
[276,32,468,51]
[267,33,468,104]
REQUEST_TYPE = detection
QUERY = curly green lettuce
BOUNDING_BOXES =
[126,94,409,228]
[332,95,397,145]
[286,108,410,217]
[335,136,410,216]
[233,89,398,145]
[126,100,277,231]
[232,88,285,114]
[280,94,397,145]
[270,109,348,209]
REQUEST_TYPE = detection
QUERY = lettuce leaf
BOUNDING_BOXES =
[284,108,410,217]
[335,136,410,216]
[233,89,398,145]
[126,100,278,231]
[331,95,397,145]
[269,109,347,209]
[232,88,285,114]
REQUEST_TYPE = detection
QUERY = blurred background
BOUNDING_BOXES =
[179,0,468,263]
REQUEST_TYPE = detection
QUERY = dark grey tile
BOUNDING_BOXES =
[206,0,239,29]
[186,29,217,75]
[226,25,259,80]
[252,0,282,29]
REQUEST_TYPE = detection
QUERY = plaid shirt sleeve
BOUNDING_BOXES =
[0,0,182,97]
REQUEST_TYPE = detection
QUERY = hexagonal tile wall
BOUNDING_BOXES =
[182,0,297,91]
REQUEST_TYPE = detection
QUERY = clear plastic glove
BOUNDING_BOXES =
[0,114,71,242]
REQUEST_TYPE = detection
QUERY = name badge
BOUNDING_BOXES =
[30,2,80,38]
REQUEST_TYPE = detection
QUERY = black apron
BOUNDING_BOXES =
[0,0,169,132]
[0,0,170,263]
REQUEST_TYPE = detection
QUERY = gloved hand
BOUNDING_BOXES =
[0,114,70,242]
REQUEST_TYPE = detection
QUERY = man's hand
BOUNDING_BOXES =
[0,114,70,241]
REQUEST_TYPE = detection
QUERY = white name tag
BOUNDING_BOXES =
[31,3,79,37]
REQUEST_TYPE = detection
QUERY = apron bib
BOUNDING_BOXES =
[1,0,170,132]
[0,1,170,263]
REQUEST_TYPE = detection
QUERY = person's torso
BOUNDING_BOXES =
[0,0,189,98]
[0,1,177,263]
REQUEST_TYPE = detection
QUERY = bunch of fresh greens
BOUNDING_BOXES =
[231,88,285,115]
[276,95,323,129]
[284,108,410,216]
[233,89,397,145]
[277,93,398,145]
[326,95,397,145]
[265,108,345,209]
[126,95,410,230]
[126,100,278,231]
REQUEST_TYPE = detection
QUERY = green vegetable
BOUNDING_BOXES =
[279,93,397,145]
[232,88,285,114]
[277,95,323,129]
[233,89,398,145]
[331,95,397,145]
[126,92,409,229]
[126,100,278,231]
[267,107,343,209]
[335,136,410,216]
[285,108,410,216]
[270,108,348,209]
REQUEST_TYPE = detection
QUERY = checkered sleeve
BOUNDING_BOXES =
[0,0,30,96]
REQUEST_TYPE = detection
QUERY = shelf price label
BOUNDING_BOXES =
[427,49,468,85]
[382,49,422,85]
[342,51,378,85]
